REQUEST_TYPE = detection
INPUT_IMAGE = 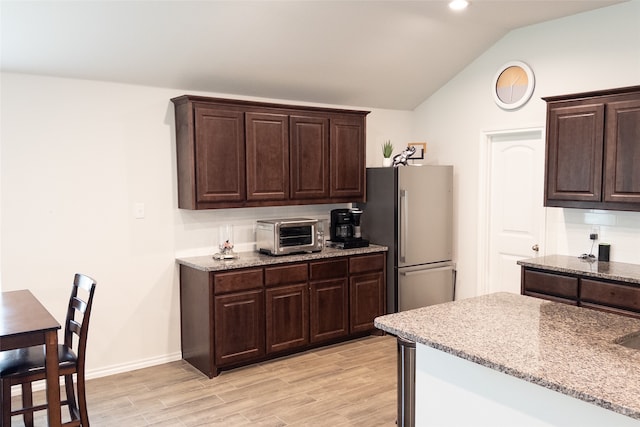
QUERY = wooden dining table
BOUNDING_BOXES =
[0,290,62,427]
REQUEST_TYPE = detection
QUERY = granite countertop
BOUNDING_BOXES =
[375,292,640,420]
[518,254,640,286]
[176,244,388,272]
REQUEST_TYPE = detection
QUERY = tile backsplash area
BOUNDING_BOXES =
[546,208,640,264]
[175,204,345,257]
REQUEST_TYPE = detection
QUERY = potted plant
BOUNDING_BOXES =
[382,140,393,167]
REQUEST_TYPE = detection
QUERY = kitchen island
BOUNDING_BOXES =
[375,292,640,426]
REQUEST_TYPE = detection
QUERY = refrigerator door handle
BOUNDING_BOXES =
[400,189,408,262]
[400,266,454,276]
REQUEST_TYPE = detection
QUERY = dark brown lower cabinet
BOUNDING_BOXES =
[521,266,640,318]
[521,269,578,305]
[349,253,386,333]
[265,283,309,354]
[309,258,349,343]
[350,271,385,333]
[180,252,386,378]
[214,290,265,366]
[581,278,640,317]
[309,278,349,343]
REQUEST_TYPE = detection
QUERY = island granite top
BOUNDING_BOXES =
[375,292,640,420]
[176,244,387,272]
[517,254,640,286]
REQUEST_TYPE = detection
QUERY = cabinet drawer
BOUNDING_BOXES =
[523,269,578,300]
[349,253,385,274]
[581,279,640,313]
[309,259,348,281]
[265,263,308,287]
[214,268,263,294]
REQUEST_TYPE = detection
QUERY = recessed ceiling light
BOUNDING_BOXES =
[449,0,469,11]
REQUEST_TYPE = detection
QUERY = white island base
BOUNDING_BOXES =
[416,344,639,427]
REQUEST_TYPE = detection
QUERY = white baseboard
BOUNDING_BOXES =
[11,352,183,396]
[86,351,183,380]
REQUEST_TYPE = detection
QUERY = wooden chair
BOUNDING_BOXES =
[0,273,97,427]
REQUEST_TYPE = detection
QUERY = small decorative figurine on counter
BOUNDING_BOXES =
[392,145,416,167]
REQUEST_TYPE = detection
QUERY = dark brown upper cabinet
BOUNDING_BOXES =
[290,115,329,200]
[544,86,640,211]
[171,95,369,209]
[245,112,289,202]
[330,116,366,199]
[604,98,640,204]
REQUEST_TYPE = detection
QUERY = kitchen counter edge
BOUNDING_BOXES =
[517,254,640,286]
[176,244,388,272]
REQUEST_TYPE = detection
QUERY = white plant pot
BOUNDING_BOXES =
[382,157,393,167]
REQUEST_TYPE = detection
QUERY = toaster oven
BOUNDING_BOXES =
[256,218,322,256]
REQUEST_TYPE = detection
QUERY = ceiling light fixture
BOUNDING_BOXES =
[449,0,469,11]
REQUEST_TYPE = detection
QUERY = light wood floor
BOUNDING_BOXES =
[10,335,398,426]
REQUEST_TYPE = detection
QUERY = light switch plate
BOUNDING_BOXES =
[134,203,145,219]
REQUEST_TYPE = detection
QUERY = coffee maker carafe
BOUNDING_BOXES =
[329,208,369,249]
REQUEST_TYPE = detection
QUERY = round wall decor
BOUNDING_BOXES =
[492,61,535,110]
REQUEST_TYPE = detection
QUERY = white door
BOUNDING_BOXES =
[484,129,545,295]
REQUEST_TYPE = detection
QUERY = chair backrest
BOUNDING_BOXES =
[64,274,97,368]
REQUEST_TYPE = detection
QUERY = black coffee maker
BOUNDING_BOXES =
[329,208,369,249]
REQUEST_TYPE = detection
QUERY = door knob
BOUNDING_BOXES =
[532,244,539,252]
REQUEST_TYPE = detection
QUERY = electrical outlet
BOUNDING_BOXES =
[590,226,600,241]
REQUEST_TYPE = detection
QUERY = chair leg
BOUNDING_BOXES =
[1,379,11,427]
[64,374,79,421]
[21,382,34,427]
[76,372,89,427]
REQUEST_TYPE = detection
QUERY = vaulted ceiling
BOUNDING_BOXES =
[0,1,625,110]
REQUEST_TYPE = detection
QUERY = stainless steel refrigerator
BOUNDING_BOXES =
[357,165,455,313]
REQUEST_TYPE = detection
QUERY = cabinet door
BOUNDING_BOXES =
[194,105,246,203]
[581,278,640,317]
[290,116,329,200]
[309,278,348,343]
[266,283,309,354]
[214,290,265,366]
[349,271,384,334]
[330,116,366,200]
[245,112,289,201]
[604,99,640,203]
[545,103,604,202]
[521,268,578,305]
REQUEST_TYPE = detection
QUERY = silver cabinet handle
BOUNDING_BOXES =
[532,244,539,252]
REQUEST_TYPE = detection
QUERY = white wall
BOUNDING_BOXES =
[413,0,640,300]
[0,73,413,376]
